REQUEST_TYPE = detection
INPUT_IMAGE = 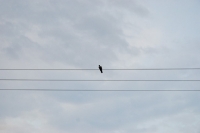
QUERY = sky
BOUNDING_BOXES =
[1,0,200,132]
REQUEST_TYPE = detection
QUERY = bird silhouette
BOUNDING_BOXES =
[99,65,103,73]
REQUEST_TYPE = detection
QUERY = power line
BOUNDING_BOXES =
[0,89,200,91]
[0,69,97,70]
[0,68,200,70]
[1,79,200,81]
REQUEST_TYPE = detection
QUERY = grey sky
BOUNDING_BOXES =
[1,0,200,133]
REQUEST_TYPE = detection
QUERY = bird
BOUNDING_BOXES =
[99,65,103,73]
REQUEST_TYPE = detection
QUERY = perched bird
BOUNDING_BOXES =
[99,65,103,73]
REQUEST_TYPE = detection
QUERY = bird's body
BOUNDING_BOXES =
[99,65,103,73]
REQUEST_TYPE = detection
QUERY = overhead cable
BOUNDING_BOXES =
[0,89,200,91]
[0,68,200,71]
[1,79,200,81]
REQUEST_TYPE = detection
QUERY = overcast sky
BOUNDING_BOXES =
[1,0,200,133]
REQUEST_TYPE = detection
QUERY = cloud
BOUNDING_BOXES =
[1,0,200,133]
[0,0,149,68]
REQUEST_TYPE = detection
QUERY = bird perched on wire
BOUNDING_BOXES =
[99,65,103,73]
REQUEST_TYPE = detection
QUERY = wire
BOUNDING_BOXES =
[0,69,97,70]
[0,89,200,91]
[1,79,200,81]
[0,68,200,70]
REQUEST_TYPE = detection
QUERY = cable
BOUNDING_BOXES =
[0,68,200,70]
[1,79,200,81]
[0,69,97,70]
[0,89,200,91]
